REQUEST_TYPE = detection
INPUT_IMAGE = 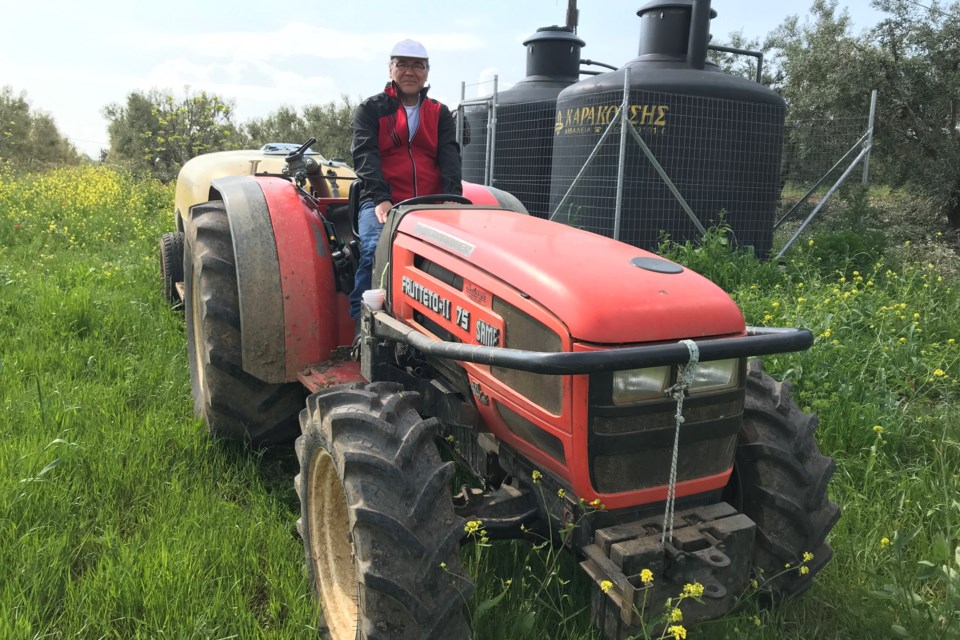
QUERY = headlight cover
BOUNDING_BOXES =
[612,366,671,405]
[611,359,740,405]
[688,358,740,394]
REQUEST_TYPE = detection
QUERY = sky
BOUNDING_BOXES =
[1,0,887,159]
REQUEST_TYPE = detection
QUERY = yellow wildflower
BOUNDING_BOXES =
[464,520,482,534]
[753,615,762,626]
[873,425,884,434]
[799,566,810,575]
[640,568,654,585]
[557,488,566,499]
[531,470,542,484]
[682,582,704,598]
[670,608,683,622]
[934,369,946,377]
[803,551,814,563]
[667,625,687,640]
[880,537,891,547]
[600,580,613,593]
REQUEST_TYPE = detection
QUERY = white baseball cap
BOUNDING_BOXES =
[390,39,429,59]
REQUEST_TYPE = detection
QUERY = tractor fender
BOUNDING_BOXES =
[209,175,344,383]
[462,182,529,214]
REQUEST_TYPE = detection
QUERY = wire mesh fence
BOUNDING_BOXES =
[781,114,871,193]
[457,78,874,258]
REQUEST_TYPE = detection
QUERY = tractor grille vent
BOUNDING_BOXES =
[587,381,743,495]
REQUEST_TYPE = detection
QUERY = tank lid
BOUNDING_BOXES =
[523,25,586,47]
[636,0,717,19]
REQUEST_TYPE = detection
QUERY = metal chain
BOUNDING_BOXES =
[661,339,700,547]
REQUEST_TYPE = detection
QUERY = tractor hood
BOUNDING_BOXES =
[395,208,745,344]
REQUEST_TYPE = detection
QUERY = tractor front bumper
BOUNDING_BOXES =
[580,502,754,637]
[370,310,812,374]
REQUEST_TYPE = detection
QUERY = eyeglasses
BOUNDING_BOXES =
[392,60,428,72]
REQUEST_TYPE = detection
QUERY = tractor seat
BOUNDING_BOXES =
[349,179,362,237]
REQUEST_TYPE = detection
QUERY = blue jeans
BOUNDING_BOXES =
[349,200,383,319]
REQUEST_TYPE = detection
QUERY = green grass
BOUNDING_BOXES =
[1,165,958,639]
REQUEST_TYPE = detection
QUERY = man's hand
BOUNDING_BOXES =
[375,201,393,224]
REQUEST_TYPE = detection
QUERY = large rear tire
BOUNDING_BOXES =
[295,382,473,640]
[183,201,304,444]
[159,231,184,306]
[729,359,840,597]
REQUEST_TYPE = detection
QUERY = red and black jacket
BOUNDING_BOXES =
[351,82,462,205]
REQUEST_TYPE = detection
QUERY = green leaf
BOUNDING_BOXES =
[473,588,511,621]
[36,458,63,477]
[932,536,950,562]
[890,624,910,637]
[517,609,536,634]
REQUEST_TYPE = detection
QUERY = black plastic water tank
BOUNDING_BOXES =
[461,26,584,218]
[549,0,785,256]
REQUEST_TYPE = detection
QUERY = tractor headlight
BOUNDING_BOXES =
[612,366,671,405]
[611,359,740,405]
[689,359,740,394]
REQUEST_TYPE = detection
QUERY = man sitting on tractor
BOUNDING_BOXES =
[349,38,463,330]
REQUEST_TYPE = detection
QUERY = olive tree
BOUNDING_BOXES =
[242,96,356,164]
[104,89,241,181]
[766,0,960,226]
[0,86,80,166]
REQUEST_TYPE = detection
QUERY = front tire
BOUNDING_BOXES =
[183,201,304,444]
[295,382,473,640]
[729,359,841,597]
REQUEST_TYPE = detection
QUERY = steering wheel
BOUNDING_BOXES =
[393,194,472,208]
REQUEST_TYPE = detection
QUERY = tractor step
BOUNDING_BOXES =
[581,502,754,639]
[297,353,364,393]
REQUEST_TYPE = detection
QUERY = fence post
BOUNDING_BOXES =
[861,89,878,188]
[614,71,630,242]
[456,82,466,147]
[489,75,498,187]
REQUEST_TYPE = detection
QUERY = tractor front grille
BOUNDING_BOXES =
[587,369,744,496]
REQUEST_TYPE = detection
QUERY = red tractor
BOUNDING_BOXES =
[177,140,838,639]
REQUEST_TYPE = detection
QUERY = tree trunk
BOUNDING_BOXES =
[947,177,960,230]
